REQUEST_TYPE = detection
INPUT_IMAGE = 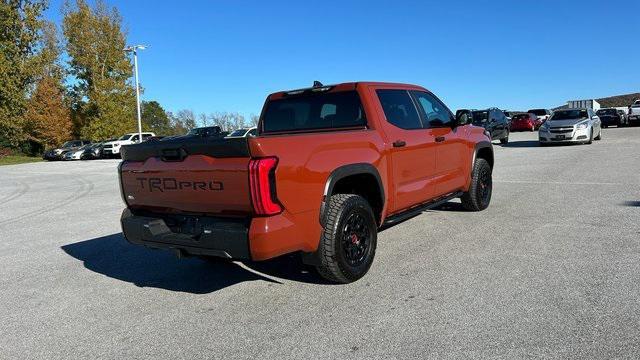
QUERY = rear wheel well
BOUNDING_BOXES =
[331,173,383,225]
[476,147,494,169]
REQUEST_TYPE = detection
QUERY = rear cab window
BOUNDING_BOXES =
[261,90,367,134]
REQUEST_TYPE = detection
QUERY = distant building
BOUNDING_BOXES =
[567,99,600,110]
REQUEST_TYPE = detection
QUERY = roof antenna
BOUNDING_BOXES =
[313,80,323,88]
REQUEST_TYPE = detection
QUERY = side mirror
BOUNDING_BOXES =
[455,110,472,126]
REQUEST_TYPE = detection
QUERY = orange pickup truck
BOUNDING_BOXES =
[118,82,493,283]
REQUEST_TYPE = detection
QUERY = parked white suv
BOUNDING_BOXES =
[102,132,155,157]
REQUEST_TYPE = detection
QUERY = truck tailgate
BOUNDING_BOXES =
[119,137,252,216]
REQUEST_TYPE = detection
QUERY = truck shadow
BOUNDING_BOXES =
[61,233,326,294]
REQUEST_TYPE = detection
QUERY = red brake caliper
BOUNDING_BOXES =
[350,233,359,245]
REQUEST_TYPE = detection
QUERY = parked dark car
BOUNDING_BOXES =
[79,142,106,160]
[186,126,224,138]
[596,108,626,128]
[470,108,510,144]
[42,140,91,161]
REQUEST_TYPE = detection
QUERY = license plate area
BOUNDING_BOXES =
[556,135,566,139]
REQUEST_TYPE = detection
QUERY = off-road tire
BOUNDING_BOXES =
[316,194,377,283]
[461,158,492,211]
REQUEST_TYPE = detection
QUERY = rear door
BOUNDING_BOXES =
[494,110,508,137]
[374,88,437,213]
[410,91,466,197]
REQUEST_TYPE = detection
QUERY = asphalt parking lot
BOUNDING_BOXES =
[1,128,639,359]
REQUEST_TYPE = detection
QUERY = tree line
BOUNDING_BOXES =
[0,0,256,155]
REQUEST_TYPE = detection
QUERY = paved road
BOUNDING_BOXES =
[1,128,639,359]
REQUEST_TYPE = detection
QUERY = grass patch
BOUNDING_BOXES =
[0,155,43,166]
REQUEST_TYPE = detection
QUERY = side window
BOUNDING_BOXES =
[142,134,152,139]
[376,89,422,129]
[410,91,453,128]
[131,135,140,142]
[248,129,257,137]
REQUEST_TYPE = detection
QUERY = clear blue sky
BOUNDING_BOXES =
[46,0,640,117]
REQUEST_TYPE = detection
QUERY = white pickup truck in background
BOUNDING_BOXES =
[102,132,155,157]
[629,100,640,125]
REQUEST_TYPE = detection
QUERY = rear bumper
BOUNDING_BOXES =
[600,117,620,126]
[120,208,251,259]
[539,127,590,143]
[510,122,534,131]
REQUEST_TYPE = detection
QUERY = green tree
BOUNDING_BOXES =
[0,0,48,147]
[62,0,137,140]
[142,101,171,135]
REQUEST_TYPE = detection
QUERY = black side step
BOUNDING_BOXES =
[381,191,463,228]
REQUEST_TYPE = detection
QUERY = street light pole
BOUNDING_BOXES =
[124,45,147,141]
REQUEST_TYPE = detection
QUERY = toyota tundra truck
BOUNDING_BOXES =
[118,82,493,283]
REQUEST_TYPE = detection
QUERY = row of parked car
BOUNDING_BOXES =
[462,100,640,145]
[458,108,552,144]
[42,126,257,161]
[45,99,640,160]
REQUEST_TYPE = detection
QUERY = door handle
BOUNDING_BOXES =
[435,136,445,143]
[392,140,406,148]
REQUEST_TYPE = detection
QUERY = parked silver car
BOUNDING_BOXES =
[538,108,601,145]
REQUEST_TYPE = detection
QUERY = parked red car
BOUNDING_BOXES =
[510,113,542,131]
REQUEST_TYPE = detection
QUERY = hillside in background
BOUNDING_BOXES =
[554,92,640,110]
[596,93,640,107]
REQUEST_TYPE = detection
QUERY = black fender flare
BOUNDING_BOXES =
[319,163,385,226]
[472,141,494,170]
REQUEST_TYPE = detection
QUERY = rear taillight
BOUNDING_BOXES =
[249,157,282,215]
